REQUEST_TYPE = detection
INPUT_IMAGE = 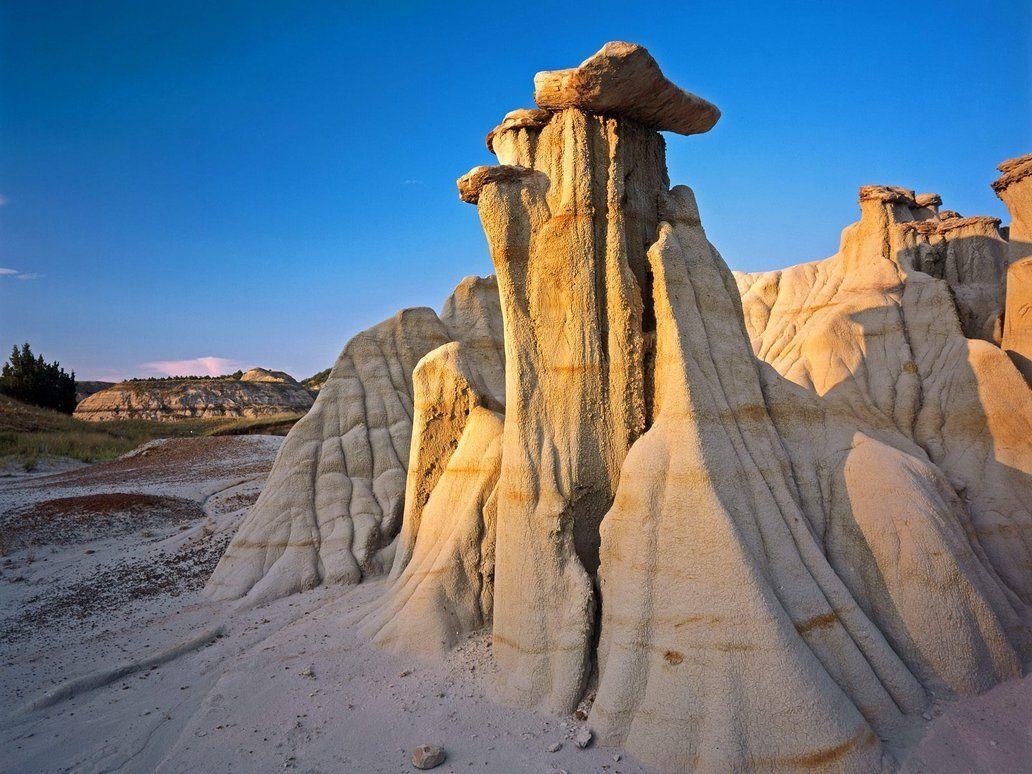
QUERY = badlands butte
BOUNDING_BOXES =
[209,42,1032,771]
[7,42,1032,773]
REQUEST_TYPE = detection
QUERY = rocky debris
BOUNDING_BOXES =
[410,745,445,769]
[573,728,593,749]
[546,742,562,753]
[533,41,719,135]
[994,152,1032,383]
[3,522,233,642]
[74,372,314,422]
[2,492,202,551]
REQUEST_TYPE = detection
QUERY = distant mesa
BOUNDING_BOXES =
[73,367,314,422]
[239,367,297,384]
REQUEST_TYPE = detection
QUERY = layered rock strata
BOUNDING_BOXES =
[73,373,314,422]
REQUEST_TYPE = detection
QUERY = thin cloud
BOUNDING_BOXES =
[140,356,252,377]
[0,195,8,207]
[0,267,40,280]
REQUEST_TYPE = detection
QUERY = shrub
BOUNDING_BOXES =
[0,343,77,414]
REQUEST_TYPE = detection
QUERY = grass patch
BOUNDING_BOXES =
[0,395,303,468]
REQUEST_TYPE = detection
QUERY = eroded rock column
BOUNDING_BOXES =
[458,42,718,713]
[994,152,1032,383]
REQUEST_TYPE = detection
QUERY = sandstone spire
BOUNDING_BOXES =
[208,41,1032,774]
[994,152,1032,383]
[448,42,1029,769]
[461,42,713,713]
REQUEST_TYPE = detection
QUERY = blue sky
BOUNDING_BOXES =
[1,1,1029,381]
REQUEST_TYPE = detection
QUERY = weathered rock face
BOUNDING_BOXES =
[468,109,670,713]
[73,373,314,422]
[210,41,1032,774]
[994,152,1032,382]
[735,186,1032,603]
[206,276,503,605]
[592,186,1026,771]
[392,42,1029,771]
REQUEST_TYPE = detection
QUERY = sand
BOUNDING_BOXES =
[1,436,1028,773]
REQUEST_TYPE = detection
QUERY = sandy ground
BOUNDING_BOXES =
[1,436,1029,773]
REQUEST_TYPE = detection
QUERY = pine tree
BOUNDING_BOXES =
[0,343,77,413]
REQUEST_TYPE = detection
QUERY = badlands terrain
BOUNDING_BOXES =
[3,42,1032,773]
[74,368,316,423]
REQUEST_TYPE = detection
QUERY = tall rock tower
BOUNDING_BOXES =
[453,42,1029,771]
[994,152,1032,383]
[459,42,719,714]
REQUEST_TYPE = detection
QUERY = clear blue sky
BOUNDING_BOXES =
[1,1,1029,381]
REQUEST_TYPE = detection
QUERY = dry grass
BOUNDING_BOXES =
[0,395,302,468]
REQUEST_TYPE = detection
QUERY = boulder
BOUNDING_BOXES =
[533,41,720,136]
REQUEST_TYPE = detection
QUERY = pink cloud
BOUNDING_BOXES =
[139,356,252,377]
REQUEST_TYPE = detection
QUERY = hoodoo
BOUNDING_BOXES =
[994,152,1032,383]
[208,42,1032,773]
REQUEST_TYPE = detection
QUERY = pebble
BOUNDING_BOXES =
[411,745,446,770]
[547,742,562,753]
[573,728,593,749]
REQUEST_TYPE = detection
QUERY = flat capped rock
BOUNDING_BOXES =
[532,41,719,135]
[992,152,1032,193]
[456,164,536,204]
[486,108,552,153]
[858,185,917,205]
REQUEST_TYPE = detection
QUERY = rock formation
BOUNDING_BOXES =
[734,186,1032,603]
[73,371,314,422]
[206,276,503,605]
[239,367,296,383]
[994,152,1032,383]
[211,42,1032,773]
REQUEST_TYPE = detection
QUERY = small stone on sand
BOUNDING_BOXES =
[411,744,445,769]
